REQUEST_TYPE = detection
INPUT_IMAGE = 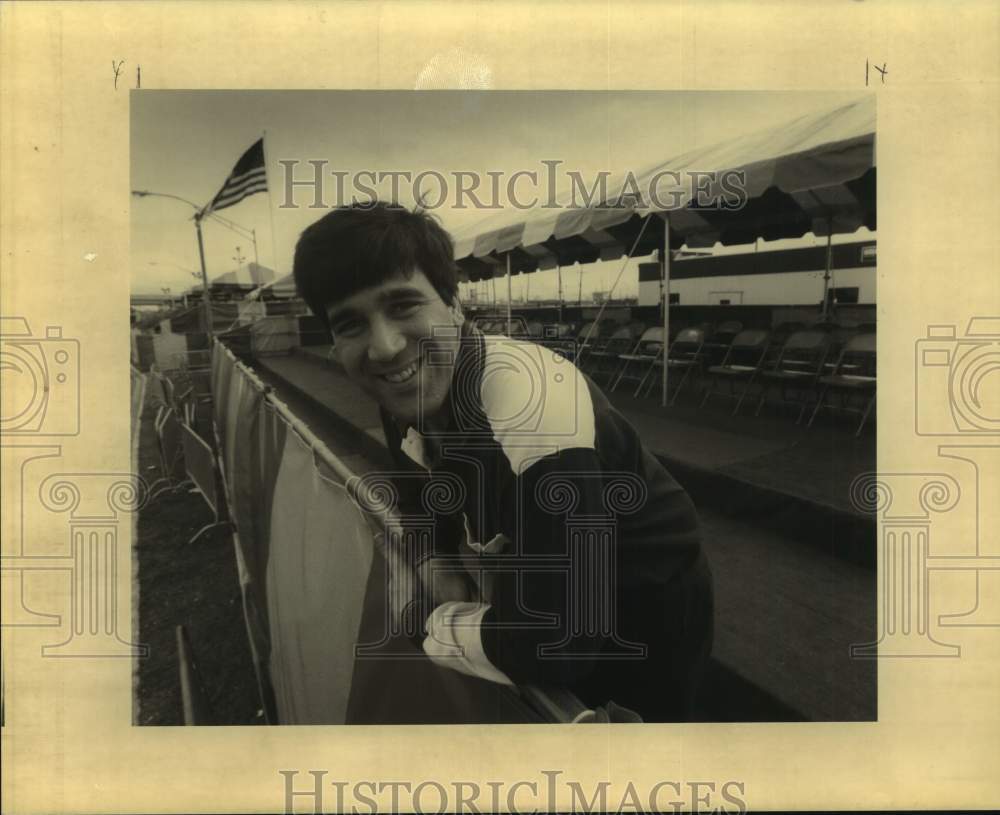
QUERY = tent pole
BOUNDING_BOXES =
[506,253,512,335]
[821,218,834,319]
[661,215,670,408]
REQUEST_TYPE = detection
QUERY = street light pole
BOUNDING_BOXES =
[132,190,214,339]
[193,213,213,338]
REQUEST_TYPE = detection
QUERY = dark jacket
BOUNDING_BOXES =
[379,323,711,718]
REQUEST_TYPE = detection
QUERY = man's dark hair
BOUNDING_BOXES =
[293,201,460,326]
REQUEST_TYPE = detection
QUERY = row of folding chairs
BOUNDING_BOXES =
[475,316,577,340]
[578,319,748,370]
[596,324,876,435]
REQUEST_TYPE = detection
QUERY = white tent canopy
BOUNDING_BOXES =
[247,271,296,301]
[453,96,876,281]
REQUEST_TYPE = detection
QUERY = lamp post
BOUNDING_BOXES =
[211,213,259,269]
[132,190,214,338]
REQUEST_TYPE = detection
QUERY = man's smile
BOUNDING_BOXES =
[374,356,422,385]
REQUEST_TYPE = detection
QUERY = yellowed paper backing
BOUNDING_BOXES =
[1,1,998,812]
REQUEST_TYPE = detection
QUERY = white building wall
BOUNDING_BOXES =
[639,266,875,307]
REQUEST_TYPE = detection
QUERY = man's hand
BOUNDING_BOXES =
[377,532,472,640]
[394,559,471,643]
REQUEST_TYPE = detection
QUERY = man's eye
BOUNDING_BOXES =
[389,301,421,317]
[333,319,364,337]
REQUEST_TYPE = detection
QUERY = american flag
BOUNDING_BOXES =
[201,138,267,216]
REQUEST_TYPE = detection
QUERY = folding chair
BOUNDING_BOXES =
[755,329,832,422]
[668,321,689,343]
[638,326,708,404]
[713,319,743,343]
[760,321,805,368]
[699,328,771,414]
[149,406,192,500]
[702,320,744,366]
[179,419,232,544]
[627,320,648,340]
[610,327,665,394]
[507,318,530,338]
[808,331,876,436]
[821,324,860,374]
[574,321,603,368]
[586,326,637,384]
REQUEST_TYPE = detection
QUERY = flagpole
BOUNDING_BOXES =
[260,130,280,282]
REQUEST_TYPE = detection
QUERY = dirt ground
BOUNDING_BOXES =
[134,406,262,725]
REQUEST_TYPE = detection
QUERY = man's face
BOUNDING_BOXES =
[326,269,462,427]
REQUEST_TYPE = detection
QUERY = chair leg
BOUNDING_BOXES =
[856,391,876,436]
[644,367,664,399]
[807,385,829,427]
[188,519,232,545]
[640,367,654,398]
[754,386,767,417]
[634,363,654,398]
[669,367,692,406]
[700,379,714,408]
[610,360,630,392]
[733,376,754,416]
[795,388,809,424]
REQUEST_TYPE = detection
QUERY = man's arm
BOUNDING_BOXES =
[376,408,472,632]
[419,350,700,687]
[480,447,616,685]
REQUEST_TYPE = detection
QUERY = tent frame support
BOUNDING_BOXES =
[820,216,834,319]
[661,214,671,407]
[506,253,513,335]
[556,264,563,324]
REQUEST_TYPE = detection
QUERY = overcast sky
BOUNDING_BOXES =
[131,90,873,299]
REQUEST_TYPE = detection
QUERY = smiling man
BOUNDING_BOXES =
[293,201,714,721]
